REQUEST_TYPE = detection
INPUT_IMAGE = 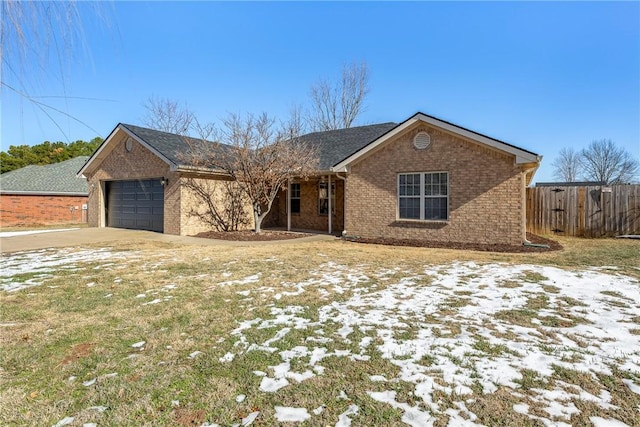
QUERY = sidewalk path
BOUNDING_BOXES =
[0,228,81,238]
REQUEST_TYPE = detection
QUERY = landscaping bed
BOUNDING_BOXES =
[193,229,313,241]
[345,232,562,252]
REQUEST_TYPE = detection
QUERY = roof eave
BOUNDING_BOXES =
[412,113,541,164]
[175,165,230,176]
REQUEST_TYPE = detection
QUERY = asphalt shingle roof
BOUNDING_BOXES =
[0,156,89,194]
[119,122,398,172]
[115,116,535,173]
[298,123,398,170]
[120,123,231,168]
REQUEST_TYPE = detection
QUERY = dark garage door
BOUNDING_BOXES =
[106,179,164,232]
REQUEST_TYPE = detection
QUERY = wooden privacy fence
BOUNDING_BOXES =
[526,184,640,237]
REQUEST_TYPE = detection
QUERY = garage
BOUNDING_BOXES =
[106,179,164,232]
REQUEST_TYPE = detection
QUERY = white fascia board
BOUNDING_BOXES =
[76,126,118,178]
[413,113,540,164]
[77,124,176,177]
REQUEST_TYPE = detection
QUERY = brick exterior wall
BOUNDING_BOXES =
[267,177,344,233]
[344,123,526,245]
[84,133,180,233]
[179,175,254,236]
[82,123,527,243]
[0,194,88,227]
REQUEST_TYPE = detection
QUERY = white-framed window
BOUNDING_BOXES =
[290,183,301,214]
[318,181,335,215]
[398,172,448,221]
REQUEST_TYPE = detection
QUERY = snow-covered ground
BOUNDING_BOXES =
[0,247,130,292]
[218,261,640,426]
[2,249,639,426]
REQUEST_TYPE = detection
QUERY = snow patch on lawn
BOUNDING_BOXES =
[52,416,75,426]
[259,377,289,392]
[218,273,261,286]
[273,406,310,422]
[335,404,359,427]
[223,261,639,426]
[0,247,141,292]
[241,411,259,425]
[590,417,630,427]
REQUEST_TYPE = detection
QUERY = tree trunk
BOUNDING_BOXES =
[254,209,262,233]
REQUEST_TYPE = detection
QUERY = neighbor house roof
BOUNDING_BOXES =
[299,123,398,171]
[0,156,89,195]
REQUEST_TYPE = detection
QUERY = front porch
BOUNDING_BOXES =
[264,174,345,235]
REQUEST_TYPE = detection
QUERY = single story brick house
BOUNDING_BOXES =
[0,156,89,227]
[78,112,541,245]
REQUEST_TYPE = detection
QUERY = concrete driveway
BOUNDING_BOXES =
[0,227,336,253]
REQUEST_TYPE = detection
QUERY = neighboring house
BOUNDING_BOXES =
[78,112,541,245]
[0,156,89,227]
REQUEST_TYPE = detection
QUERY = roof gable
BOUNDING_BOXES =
[78,123,230,177]
[332,112,541,172]
[0,156,89,195]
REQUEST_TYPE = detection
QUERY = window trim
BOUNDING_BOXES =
[318,181,335,216]
[290,182,301,215]
[397,172,449,221]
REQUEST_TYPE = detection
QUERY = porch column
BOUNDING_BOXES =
[287,179,291,231]
[328,174,332,235]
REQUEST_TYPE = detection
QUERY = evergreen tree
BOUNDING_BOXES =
[0,137,102,173]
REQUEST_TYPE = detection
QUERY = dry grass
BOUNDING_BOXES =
[0,235,638,426]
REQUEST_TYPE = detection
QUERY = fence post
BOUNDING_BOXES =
[578,187,585,237]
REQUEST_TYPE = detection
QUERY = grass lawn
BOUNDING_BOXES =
[1,236,639,426]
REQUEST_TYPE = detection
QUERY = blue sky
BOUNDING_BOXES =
[2,1,638,183]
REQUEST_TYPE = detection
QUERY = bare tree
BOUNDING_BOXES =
[142,96,194,134]
[194,112,319,233]
[2,1,109,139]
[580,139,639,185]
[552,147,581,182]
[142,99,250,231]
[308,62,369,131]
